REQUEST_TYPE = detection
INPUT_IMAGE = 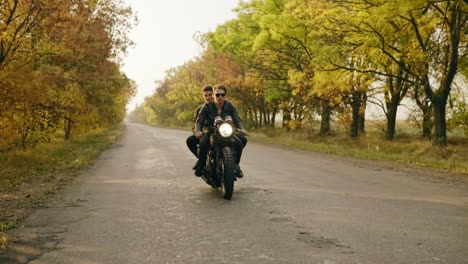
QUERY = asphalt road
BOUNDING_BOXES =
[1,122,468,264]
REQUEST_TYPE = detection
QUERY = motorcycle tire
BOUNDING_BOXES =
[221,146,235,200]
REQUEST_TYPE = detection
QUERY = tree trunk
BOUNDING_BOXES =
[262,110,268,128]
[252,108,259,129]
[422,118,432,139]
[20,123,28,150]
[359,93,367,134]
[386,106,397,141]
[413,86,433,139]
[64,118,73,140]
[283,109,291,130]
[320,102,332,136]
[421,1,462,145]
[270,107,277,128]
[265,109,271,126]
[350,92,361,138]
[421,105,433,139]
[432,97,447,146]
[385,93,400,140]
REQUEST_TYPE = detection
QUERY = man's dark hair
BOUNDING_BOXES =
[214,84,227,94]
[202,85,213,92]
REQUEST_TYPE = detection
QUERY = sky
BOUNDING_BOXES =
[122,0,240,111]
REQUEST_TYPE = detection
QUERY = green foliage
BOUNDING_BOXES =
[448,101,468,135]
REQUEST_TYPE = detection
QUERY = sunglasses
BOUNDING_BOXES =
[215,93,226,97]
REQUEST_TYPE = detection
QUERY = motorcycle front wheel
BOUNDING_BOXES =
[221,146,235,200]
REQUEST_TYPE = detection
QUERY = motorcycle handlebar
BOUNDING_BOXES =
[236,128,249,136]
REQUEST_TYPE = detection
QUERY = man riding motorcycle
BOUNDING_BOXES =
[194,84,248,178]
[186,85,214,170]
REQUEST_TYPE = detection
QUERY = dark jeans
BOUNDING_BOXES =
[198,133,247,166]
[186,135,199,158]
[235,134,247,164]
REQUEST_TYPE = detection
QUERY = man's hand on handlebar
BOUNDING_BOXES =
[237,129,249,136]
[194,131,203,138]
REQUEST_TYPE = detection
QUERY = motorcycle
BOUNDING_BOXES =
[201,115,246,200]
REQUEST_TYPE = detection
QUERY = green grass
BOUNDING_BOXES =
[0,222,16,251]
[0,124,124,250]
[0,125,122,191]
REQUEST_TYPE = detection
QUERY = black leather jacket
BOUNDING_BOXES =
[191,103,206,133]
[195,100,244,133]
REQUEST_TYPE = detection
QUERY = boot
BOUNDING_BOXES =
[234,164,244,178]
[194,159,205,177]
[192,160,200,170]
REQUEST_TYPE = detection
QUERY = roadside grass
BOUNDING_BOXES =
[0,124,124,251]
[248,126,468,176]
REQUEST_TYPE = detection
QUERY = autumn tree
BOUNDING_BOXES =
[329,0,467,145]
[0,0,135,151]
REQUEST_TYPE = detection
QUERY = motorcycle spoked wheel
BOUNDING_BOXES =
[220,146,235,200]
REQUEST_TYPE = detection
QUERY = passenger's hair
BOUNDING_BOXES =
[202,85,213,92]
[214,84,227,94]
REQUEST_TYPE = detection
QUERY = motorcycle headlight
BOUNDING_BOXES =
[219,123,233,137]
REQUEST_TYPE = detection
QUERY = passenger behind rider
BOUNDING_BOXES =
[186,85,214,170]
[194,84,248,178]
